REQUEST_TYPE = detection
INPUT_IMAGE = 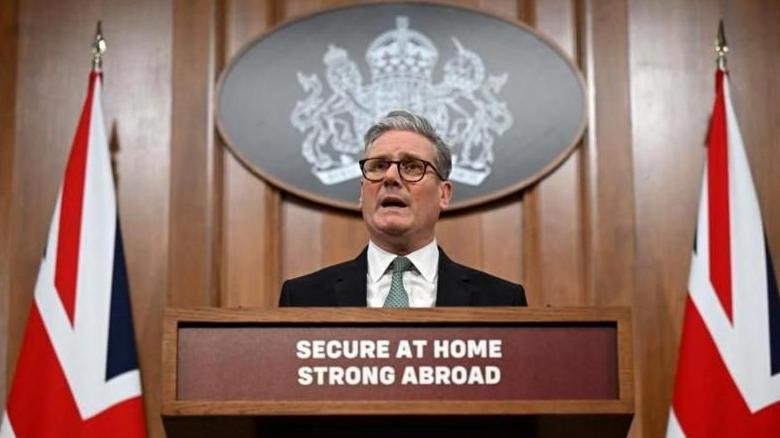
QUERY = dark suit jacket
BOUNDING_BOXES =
[279,247,526,307]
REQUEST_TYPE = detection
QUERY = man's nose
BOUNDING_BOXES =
[383,162,403,185]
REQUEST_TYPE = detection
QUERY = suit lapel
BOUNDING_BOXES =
[333,247,369,306]
[436,248,473,306]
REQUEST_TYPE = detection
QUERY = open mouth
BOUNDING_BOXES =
[380,196,408,209]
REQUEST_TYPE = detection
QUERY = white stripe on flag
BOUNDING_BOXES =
[665,409,685,438]
[0,412,16,438]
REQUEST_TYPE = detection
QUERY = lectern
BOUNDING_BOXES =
[162,307,633,437]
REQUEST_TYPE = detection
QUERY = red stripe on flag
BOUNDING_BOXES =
[54,72,98,325]
[707,70,733,321]
[6,305,146,437]
[672,297,780,437]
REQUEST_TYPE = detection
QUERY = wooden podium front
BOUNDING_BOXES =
[162,307,633,437]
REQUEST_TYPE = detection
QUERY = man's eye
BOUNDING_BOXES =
[368,160,389,171]
[402,161,424,172]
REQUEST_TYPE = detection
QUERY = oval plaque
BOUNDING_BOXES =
[217,3,586,210]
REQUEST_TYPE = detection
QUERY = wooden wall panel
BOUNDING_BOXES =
[221,0,281,308]
[281,198,325,280]
[170,0,220,308]
[479,197,524,284]
[629,0,719,437]
[169,0,229,310]
[580,0,637,433]
[277,0,331,22]
[581,0,635,308]
[469,0,519,18]
[222,155,282,307]
[526,0,585,307]
[321,210,368,266]
[0,0,18,407]
[437,211,484,268]
[225,0,272,50]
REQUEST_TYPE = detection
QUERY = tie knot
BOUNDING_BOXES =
[392,256,413,274]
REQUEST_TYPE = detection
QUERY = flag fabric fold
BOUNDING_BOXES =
[0,71,146,437]
[667,69,780,437]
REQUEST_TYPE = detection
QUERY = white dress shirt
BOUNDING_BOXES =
[366,239,439,308]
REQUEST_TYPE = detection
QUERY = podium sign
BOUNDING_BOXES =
[162,307,633,436]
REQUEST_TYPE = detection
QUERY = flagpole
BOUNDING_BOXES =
[92,20,106,72]
[716,19,728,71]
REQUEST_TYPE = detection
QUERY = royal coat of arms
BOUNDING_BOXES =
[290,16,513,186]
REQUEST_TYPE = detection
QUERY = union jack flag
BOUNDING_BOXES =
[666,69,780,436]
[0,70,146,437]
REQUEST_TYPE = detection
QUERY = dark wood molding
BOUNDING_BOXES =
[0,0,18,408]
[170,0,221,307]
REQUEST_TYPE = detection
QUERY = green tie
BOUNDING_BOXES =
[383,256,413,308]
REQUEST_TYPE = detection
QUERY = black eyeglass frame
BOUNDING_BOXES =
[358,158,447,182]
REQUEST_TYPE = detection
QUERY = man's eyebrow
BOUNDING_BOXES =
[364,153,425,160]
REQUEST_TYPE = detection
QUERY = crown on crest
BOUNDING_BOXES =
[365,17,439,84]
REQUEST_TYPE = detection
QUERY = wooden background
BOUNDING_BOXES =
[1,0,778,436]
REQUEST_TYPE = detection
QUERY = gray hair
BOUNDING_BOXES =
[363,110,452,180]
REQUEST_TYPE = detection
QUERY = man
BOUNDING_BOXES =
[279,110,526,307]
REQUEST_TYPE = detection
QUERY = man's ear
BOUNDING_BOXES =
[439,181,453,209]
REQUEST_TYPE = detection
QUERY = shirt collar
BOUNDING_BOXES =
[367,239,439,283]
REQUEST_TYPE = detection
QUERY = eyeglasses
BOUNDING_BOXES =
[359,158,446,182]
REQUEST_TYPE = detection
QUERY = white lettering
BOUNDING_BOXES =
[435,366,450,384]
[433,339,503,358]
[297,339,391,359]
[298,367,313,385]
[395,340,413,358]
[399,366,502,385]
[419,366,434,384]
[412,339,428,357]
[296,366,396,386]
[296,340,311,359]
[311,366,328,384]
[401,366,418,385]
[451,366,467,384]
[329,366,345,384]
[486,366,501,384]
[489,339,502,358]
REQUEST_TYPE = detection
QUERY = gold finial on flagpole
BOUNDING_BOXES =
[715,20,728,71]
[92,21,106,71]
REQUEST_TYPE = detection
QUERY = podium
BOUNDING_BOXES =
[162,307,633,437]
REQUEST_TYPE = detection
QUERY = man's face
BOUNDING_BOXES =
[360,130,453,253]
